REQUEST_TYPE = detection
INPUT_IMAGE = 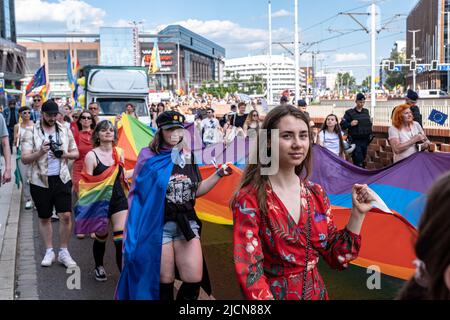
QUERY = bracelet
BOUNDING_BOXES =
[215,169,224,178]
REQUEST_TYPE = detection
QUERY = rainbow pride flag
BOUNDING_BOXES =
[116,115,450,280]
[117,114,155,170]
[74,148,127,234]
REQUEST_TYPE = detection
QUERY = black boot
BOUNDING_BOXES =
[160,282,174,301]
[176,282,201,301]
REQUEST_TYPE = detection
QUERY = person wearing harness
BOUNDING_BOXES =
[75,120,132,282]
[116,111,233,300]
[340,93,373,168]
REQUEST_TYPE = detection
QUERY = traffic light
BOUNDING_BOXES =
[431,60,438,71]
[388,61,395,71]
[410,60,417,71]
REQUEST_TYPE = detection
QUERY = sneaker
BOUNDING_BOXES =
[57,250,77,268]
[94,266,107,282]
[51,212,59,221]
[25,200,33,210]
[76,234,86,239]
[41,250,56,267]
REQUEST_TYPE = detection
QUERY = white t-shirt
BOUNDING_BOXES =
[201,118,221,144]
[319,130,342,156]
[388,121,423,163]
[44,132,61,176]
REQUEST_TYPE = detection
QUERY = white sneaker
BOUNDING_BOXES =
[57,250,77,268]
[41,250,56,267]
[25,200,33,210]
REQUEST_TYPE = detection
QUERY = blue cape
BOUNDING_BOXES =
[115,148,174,300]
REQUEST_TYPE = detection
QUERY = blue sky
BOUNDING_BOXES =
[16,0,419,81]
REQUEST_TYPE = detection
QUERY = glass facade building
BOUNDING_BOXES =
[0,0,26,98]
[147,25,225,93]
[100,27,139,66]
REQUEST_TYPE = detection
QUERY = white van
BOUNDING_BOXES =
[82,66,150,125]
[418,89,449,99]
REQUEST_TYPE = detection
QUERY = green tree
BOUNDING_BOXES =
[383,46,407,90]
[336,72,356,93]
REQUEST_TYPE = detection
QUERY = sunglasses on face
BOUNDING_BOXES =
[21,111,30,115]
[34,99,41,102]
[81,116,92,120]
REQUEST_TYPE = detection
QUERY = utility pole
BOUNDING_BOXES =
[408,29,420,91]
[294,0,300,103]
[267,1,273,105]
[370,2,376,118]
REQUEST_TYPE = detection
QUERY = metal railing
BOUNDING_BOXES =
[308,104,450,128]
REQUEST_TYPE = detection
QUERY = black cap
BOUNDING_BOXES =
[41,100,59,115]
[156,111,185,130]
[297,99,307,107]
[280,96,289,103]
[356,93,366,101]
[406,89,419,101]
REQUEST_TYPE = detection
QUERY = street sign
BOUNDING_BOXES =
[438,64,450,71]
[393,65,402,72]
[416,65,425,73]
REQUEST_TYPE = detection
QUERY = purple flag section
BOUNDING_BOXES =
[310,145,450,228]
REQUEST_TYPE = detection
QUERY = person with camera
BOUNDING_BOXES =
[388,104,430,163]
[21,100,79,268]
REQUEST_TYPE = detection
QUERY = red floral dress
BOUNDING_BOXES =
[233,181,361,300]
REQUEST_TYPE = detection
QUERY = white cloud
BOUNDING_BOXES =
[157,19,290,54]
[334,53,367,62]
[272,9,292,18]
[16,0,105,32]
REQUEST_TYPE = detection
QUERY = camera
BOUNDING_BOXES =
[48,135,63,158]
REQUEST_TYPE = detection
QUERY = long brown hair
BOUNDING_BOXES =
[320,114,345,157]
[231,105,313,217]
[397,172,450,300]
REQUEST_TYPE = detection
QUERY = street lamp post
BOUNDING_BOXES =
[294,0,300,103]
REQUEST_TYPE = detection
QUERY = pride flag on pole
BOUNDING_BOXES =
[149,41,161,74]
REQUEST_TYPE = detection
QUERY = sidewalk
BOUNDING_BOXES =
[0,157,22,300]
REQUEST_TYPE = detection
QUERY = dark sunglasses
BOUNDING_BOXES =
[34,99,41,102]
[21,111,30,115]
[81,116,92,120]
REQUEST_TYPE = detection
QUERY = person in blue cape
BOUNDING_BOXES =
[116,110,233,300]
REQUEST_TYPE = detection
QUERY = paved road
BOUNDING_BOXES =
[15,204,403,300]
[15,206,243,300]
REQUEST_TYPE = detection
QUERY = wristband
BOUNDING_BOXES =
[215,169,224,178]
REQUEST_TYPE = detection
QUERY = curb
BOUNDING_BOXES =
[0,182,22,300]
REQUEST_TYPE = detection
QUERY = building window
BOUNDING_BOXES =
[25,50,41,74]
[77,49,99,68]
[3,0,12,40]
[48,50,68,74]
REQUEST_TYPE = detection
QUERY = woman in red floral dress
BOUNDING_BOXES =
[232,105,376,300]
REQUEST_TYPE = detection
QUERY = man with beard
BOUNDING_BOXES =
[21,100,79,269]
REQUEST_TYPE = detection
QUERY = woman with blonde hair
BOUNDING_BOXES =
[388,104,430,163]
[243,110,261,139]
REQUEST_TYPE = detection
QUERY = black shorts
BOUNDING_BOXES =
[30,176,72,219]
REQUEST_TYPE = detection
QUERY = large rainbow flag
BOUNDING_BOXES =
[117,114,450,280]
